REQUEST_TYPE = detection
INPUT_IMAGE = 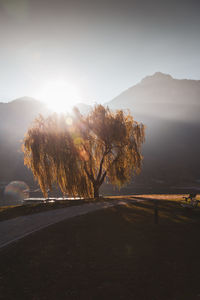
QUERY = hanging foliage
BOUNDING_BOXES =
[23,105,145,198]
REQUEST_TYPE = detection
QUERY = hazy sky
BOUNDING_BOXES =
[0,0,200,104]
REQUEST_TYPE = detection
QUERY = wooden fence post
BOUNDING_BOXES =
[154,199,159,224]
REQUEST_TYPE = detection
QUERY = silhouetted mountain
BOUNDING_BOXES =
[0,97,48,184]
[107,72,200,193]
[108,72,200,122]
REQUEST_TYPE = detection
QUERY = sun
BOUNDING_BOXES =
[39,79,81,113]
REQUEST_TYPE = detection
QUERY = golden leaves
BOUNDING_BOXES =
[23,106,145,198]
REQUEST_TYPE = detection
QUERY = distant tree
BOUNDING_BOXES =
[23,105,145,198]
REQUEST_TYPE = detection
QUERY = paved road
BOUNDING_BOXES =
[0,200,129,250]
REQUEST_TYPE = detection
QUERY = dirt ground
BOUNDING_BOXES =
[0,197,200,299]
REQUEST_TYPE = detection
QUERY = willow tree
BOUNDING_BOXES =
[23,105,145,198]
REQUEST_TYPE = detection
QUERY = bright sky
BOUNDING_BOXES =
[0,0,200,105]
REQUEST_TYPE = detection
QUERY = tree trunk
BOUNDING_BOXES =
[93,183,100,198]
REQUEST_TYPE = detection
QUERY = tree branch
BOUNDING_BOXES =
[96,147,111,182]
[99,171,107,186]
[82,143,94,180]
[84,162,95,184]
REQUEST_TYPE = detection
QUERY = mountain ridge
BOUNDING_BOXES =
[109,72,200,104]
[107,72,200,123]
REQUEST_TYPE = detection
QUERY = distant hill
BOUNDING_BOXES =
[108,72,200,122]
[0,98,47,184]
[107,72,200,193]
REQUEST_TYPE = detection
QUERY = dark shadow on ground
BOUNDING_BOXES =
[1,200,200,299]
[124,197,200,224]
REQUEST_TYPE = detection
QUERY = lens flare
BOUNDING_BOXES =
[4,181,29,205]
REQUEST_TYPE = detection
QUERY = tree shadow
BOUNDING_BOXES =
[121,197,200,224]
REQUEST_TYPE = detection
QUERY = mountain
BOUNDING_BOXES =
[108,72,200,122]
[107,72,200,193]
[0,98,48,185]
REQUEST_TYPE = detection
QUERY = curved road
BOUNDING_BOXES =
[0,200,130,250]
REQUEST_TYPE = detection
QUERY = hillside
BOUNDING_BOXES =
[108,72,200,122]
[107,72,200,193]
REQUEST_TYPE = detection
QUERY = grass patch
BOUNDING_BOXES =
[0,199,200,299]
[0,197,112,222]
[0,194,197,222]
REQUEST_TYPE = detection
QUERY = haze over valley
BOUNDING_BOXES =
[1,72,200,196]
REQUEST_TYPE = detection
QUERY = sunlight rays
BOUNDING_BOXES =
[39,79,81,113]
